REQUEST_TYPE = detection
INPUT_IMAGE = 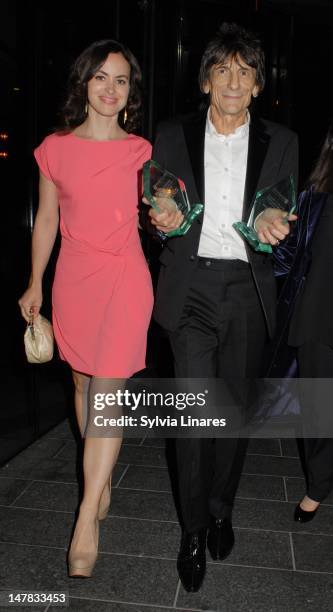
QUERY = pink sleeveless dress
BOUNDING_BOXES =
[34,132,153,377]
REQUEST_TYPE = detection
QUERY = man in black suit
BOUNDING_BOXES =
[148,22,298,592]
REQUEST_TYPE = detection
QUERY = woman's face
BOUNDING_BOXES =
[87,52,130,118]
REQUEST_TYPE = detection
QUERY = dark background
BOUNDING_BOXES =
[1,0,333,464]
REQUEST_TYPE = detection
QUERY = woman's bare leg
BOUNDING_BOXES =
[299,495,320,511]
[72,370,112,517]
[72,370,90,435]
[81,376,123,511]
[68,376,123,576]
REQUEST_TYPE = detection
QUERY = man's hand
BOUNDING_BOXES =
[255,208,297,246]
[142,196,184,233]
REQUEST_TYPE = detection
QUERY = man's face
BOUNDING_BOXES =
[203,53,259,119]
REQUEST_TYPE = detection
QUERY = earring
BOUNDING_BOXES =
[123,108,128,124]
[85,102,88,114]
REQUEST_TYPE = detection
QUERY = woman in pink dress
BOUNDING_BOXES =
[18,39,153,577]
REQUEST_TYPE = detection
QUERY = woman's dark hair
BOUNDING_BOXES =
[199,22,265,93]
[58,39,142,133]
[308,122,333,192]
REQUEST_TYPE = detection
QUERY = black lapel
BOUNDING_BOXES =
[181,111,207,204]
[242,116,270,220]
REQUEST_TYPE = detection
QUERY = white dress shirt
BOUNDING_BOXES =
[197,109,250,261]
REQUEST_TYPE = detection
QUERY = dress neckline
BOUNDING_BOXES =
[69,132,134,143]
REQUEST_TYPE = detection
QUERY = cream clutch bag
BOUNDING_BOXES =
[24,314,54,363]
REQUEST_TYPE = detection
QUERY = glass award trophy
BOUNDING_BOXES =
[233,175,297,253]
[143,159,203,237]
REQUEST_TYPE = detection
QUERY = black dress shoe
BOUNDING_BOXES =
[207,516,235,561]
[294,502,319,523]
[177,528,207,592]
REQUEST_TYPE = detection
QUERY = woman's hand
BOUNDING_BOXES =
[18,284,43,322]
[255,208,297,246]
[149,207,184,233]
[142,196,184,233]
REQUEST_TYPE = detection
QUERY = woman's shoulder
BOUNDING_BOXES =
[34,132,73,182]
[128,134,152,161]
[35,131,72,152]
[128,134,151,148]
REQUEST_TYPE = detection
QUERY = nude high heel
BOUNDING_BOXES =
[68,517,99,578]
[97,476,111,521]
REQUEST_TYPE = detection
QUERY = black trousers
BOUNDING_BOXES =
[298,340,333,502]
[168,257,267,532]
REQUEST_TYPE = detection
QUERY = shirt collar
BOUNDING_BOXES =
[206,108,250,139]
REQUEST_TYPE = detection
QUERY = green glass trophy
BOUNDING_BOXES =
[233,175,297,253]
[143,159,203,237]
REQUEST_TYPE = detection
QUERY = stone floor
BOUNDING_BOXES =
[0,421,333,611]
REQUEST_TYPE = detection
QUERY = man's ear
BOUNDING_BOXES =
[202,80,210,95]
[252,85,260,98]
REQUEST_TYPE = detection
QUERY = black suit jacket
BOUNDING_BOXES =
[152,111,298,336]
